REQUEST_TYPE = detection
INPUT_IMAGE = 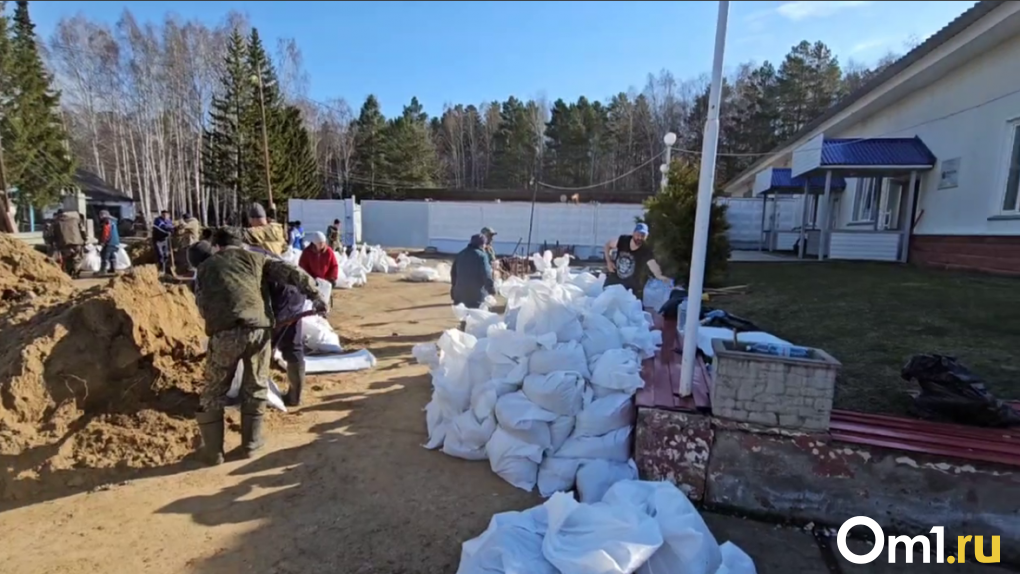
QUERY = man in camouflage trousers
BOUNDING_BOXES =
[193,227,327,465]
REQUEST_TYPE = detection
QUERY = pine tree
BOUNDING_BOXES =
[351,94,388,198]
[383,97,438,189]
[275,105,321,199]
[241,28,320,208]
[4,0,74,212]
[642,160,731,286]
[202,28,251,218]
[240,27,285,206]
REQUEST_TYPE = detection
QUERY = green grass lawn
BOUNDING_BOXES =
[719,261,1020,415]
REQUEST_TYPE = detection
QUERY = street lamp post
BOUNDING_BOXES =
[679,0,730,397]
[661,132,677,191]
[252,74,275,210]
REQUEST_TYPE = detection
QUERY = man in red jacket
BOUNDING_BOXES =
[298,231,339,284]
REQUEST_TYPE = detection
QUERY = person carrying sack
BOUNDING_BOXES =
[53,209,86,278]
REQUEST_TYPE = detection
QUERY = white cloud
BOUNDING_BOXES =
[776,1,873,22]
[850,38,892,55]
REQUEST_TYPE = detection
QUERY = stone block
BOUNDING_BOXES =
[710,339,841,431]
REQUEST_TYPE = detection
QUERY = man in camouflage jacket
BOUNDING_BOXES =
[193,227,327,465]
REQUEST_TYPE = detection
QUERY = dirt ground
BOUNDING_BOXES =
[0,274,539,573]
[3,271,1016,574]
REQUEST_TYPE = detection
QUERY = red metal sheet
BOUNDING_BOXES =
[830,409,1020,468]
[829,430,1020,468]
[831,410,1020,443]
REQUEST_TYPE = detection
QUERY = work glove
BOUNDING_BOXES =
[313,298,328,315]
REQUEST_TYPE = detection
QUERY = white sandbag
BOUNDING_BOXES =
[443,409,497,461]
[282,248,301,266]
[494,391,558,448]
[619,326,662,360]
[537,457,583,497]
[226,363,287,413]
[555,426,632,462]
[574,390,636,437]
[549,414,575,453]
[581,314,624,360]
[303,349,377,373]
[454,304,503,339]
[301,315,343,354]
[556,318,584,343]
[457,507,557,574]
[434,262,453,283]
[522,371,585,417]
[602,481,722,574]
[315,278,333,308]
[590,348,644,398]
[486,427,545,492]
[542,491,663,574]
[514,282,580,337]
[716,542,757,574]
[528,340,591,379]
[406,265,439,282]
[424,390,457,449]
[569,271,606,298]
[433,330,480,413]
[113,245,132,271]
[412,342,440,368]
[83,245,101,273]
[575,459,638,504]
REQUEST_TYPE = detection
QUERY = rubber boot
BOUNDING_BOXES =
[195,409,225,466]
[239,410,266,459]
[284,361,305,407]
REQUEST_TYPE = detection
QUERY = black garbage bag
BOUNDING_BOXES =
[659,288,687,319]
[701,310,761,333]
[901,354,1020,427]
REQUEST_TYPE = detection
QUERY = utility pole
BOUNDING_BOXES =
[679,0,730,397]
[0,130,15,233]
[252,73,274,210]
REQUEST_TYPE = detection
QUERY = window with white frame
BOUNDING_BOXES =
[852,177,879,222]
[1001,122,1020,213]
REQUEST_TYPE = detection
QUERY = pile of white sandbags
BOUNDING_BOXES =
[415,253,662,498]
[282,243,432,289]
[457,479,756,574]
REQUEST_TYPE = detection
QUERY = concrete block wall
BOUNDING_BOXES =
[710,340,840,431]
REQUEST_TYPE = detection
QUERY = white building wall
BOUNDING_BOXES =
[830,32,1020,237]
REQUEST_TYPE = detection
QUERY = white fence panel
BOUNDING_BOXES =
[361,200,428,247]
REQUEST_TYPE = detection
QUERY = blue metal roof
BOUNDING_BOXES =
[820,137,937,168]
[759,168,846,195]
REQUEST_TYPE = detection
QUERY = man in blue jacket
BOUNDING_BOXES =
[98,210,121,274]
[153,209,175,275]
[451,234,495,311]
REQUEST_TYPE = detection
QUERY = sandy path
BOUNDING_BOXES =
[0,275,538,574]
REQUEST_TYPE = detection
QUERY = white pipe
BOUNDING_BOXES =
[678,0,730,397]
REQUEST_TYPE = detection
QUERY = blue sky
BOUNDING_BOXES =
[29,1,978,117]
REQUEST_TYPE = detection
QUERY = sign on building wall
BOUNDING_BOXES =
[938,158,961,189]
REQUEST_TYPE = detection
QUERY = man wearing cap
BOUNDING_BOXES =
[228,203,288,256]
[603,223,668,297]
[97,210,121,274]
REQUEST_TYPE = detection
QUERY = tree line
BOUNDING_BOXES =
[1,1,903,225]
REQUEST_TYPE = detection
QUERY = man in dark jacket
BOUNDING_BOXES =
[193,228,326,465]
[451,234,495,311]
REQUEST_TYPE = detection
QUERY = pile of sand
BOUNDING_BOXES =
[0,265,207,501]
[0,233,75,308]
